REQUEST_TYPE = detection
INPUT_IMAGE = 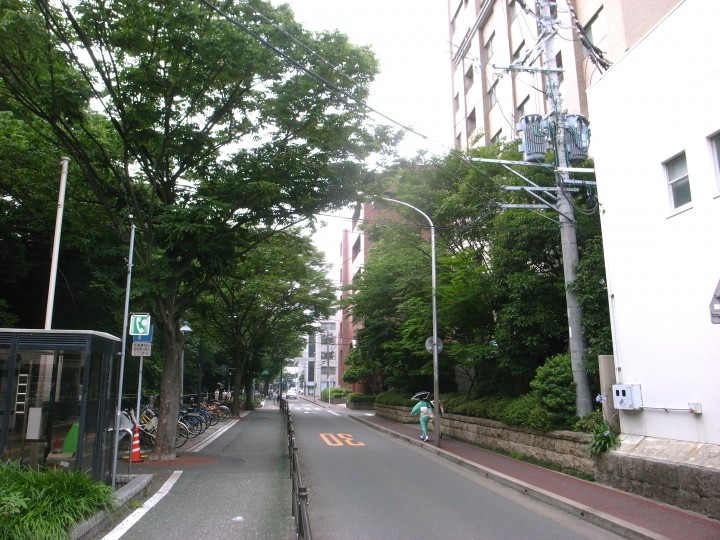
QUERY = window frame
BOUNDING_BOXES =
[484,32,495,62]
[664,152,692,210]
[488,80,499,109]
[710,131,720,192]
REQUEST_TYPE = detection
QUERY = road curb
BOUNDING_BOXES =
[350,415,665,540]
[70,474,154,540]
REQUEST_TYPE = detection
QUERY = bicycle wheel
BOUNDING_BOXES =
[180,414,202,437]
[199,407,218,427]
[217,405,231,420]
[191,412,208,433]
[175,421,189,448]
[140,428,156,446]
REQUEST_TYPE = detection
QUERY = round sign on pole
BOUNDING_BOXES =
[424,336,443,355]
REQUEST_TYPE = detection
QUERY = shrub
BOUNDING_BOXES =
[589,421,619,457]
[530,353,578,430]
[347,393,376,404]
[438,393,465,412]
[320,387,350,401]
[0,461,115,539]
[498,394,551,432]
[376,389,415,407]
[574,409,604,432]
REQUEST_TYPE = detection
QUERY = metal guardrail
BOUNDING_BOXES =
[281,398,312,540]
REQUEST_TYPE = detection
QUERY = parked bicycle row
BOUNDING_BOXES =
[121,399,231,449]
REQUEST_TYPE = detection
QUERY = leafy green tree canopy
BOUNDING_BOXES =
[1,0,389,459]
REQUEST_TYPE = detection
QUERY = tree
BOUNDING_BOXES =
[346,221,428,391]
[488,209,569,393]
[196,229,336,413]
[349,145,608,404]
[1,0,384,459]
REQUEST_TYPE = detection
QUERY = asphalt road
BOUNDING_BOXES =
[289,400,624,540]
[103,408,295,540]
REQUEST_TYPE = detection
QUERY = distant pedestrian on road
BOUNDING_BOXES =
[411,393,434,442]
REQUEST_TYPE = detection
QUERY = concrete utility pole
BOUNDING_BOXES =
[45,157,70,329]
[538,1,592,416]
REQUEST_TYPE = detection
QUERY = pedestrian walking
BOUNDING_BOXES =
[411,392,434,441]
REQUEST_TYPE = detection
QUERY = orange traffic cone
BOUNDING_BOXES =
[130,426,144,463]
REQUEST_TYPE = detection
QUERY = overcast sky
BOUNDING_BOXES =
[277,0,453,157]
[271,1,454,274]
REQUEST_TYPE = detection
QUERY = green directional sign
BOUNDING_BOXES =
[129,313,151,336]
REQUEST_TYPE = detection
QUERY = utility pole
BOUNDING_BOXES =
[45,157,70,329]
[538,1,592,416]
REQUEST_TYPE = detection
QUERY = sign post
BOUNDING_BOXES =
[131,323,153,417]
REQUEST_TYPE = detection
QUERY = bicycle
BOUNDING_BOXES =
[137,404,189,448]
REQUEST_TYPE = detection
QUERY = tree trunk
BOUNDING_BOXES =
[229,367,243,414]
[152,323,180,460]
[243,376,254,411]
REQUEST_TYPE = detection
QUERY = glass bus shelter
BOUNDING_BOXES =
[0,329,120,482]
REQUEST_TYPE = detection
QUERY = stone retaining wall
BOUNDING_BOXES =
[442,413,596,477]
[375,404,720,519]
[375,404,593,475]
[346,401,375,410]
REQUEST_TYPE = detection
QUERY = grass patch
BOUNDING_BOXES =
[0,461,115,540]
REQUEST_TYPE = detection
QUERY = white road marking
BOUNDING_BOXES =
[102,470,183,539]
[190,418,239,452]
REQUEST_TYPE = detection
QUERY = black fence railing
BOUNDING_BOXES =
[281,398,312,540]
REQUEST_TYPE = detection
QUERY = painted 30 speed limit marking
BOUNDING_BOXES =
[319,433,365,447]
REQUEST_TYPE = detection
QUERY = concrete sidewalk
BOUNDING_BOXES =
[74,402,292,540]
[350,411,720,540]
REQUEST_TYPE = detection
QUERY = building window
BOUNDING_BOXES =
[508,0,517,22]
[711,132,720,187]
[464,65,474,92]
[665,153,692,209]
[491,129,503,144]
[352,236,361,261]
[555,51,564,83]
[512,40,525,64]
[485,33,495,62]
[584,8,606,55]
[467,108,476,135]
[517,95,529,120]
[488,80,498,108]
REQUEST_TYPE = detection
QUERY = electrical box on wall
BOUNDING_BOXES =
[612,384,643,410]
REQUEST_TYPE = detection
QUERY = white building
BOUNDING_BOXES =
[587,0,720,447]
[300,320,338,397]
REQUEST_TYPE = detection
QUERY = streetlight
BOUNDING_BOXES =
[179,321,192,405]
[323,330,331,406]
[372,196,441,447]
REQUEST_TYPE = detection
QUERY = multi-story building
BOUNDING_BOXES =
[336,203,384,394]
[300,320,339,398]
[449,0,678,149]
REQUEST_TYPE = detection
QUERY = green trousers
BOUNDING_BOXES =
[419,416,431,438]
